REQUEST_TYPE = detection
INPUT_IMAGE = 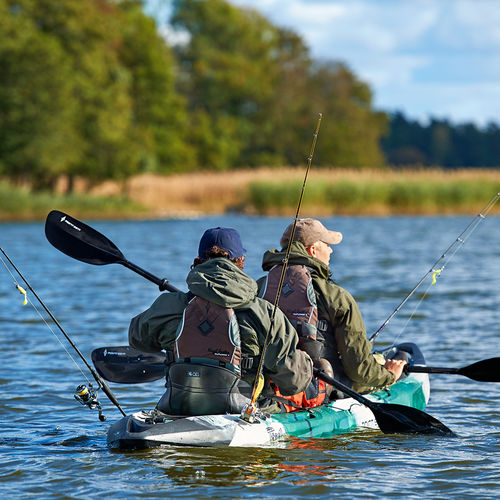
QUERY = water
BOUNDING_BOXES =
[1,214,499,498]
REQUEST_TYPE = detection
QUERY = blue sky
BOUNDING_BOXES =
[146,0,500,127]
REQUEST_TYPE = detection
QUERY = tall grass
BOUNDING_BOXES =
[0,181,145,221]
[248,173,500,215]
[2,169,499,220]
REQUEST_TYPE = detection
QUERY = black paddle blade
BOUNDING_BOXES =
[45,210,126,265]
[314,367,454,436]
[374,403,456,436]
[91,346,166,384]
[459,358,500,382]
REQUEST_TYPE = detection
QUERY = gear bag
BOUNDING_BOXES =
[158,296,251,415]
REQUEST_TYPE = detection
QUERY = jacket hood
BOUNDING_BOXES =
[261,241,331,280]
[187,258,258,308]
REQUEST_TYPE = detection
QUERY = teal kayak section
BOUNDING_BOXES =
[369,376,427,410]
[272,404,358,439]
[270,376,427,439]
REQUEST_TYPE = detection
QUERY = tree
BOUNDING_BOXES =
[0,0,191,189]
[118,1,194,174]
[307,62,388,167]
[0,0,82,188]
[171,0,388,169]
[171,0,283,169]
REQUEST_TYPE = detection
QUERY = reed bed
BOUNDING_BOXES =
[0,181,145,221]
[100,168,500,216]
[1,168,499,220]
[247,169,500,215]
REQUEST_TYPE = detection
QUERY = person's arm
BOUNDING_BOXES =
[328,288,396,388]
[128,292,188,353]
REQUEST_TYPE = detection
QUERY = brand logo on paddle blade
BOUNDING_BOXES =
[60,215,81,232]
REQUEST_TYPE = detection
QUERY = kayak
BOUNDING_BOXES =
[107,343,430,449]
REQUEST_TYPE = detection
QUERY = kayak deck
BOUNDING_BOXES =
[107,372,429,449]
[107,343,429,449]
[270,373,429,439]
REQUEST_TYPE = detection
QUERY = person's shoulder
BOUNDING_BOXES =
[314,276,358,304]
[152,290,190,309]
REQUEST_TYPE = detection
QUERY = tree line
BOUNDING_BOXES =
[0,0,497,193]
[382,113,500,169]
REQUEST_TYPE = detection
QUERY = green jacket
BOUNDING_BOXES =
[260,242,395,393]
[129,258,313,409]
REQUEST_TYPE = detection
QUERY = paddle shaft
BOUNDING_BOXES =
[122,260,180,292]
[408,365,460,375]
[406,357,500,382]
[313,367,378,409]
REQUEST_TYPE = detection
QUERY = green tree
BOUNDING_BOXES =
[118,1,194,174]
[171,0,388,169]
[171,0,281,169]
[0,0,191,189]
[309,62,388,168]
[0,0,82,188]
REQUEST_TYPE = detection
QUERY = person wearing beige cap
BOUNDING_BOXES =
[259,218,406,395]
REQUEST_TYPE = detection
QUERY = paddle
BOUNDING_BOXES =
[312,368,455,436]
[91,346,166,384]
[44,210,180,292]
[406,358,500,382]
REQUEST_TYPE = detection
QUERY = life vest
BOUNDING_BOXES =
[175,295,242,370]
[260,264,329,411]
[271,377,328,413]
[157,296,252,416]
[260,264,320,345]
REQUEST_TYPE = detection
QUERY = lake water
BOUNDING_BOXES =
[1,214,499,498]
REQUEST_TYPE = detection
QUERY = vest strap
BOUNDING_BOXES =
[175,356,241,375]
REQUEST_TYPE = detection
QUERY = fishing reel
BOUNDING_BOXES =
[74,384,106,422]
[240,402,265,423]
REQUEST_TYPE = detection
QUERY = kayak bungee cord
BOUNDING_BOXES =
[369,191,500,343]
[241,113,323,423]
[0,246,126,420]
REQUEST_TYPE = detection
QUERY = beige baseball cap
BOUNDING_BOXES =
[280,218,343,248]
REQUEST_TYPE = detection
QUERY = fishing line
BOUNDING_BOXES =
[370,191,500,344]
[0,246,126,419]
[241,113,323,422]
[0,251,92,384]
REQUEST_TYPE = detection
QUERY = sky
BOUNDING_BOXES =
[146,0,500,127]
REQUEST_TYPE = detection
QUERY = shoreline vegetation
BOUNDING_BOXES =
[1,168,499,221]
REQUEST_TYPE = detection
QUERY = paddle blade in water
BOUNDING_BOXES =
[374,403,456,436]
[91,346,166,384]
[45,210,125,265]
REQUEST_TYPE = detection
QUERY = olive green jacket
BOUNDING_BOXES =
[129,258,313,408]
[260,243,395,393]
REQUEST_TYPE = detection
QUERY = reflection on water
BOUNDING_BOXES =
[0,215,499,498]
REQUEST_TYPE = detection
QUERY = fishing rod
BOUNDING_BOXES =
[241,113,323,423]
[369,191,500,343]
[0,247,126,420]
